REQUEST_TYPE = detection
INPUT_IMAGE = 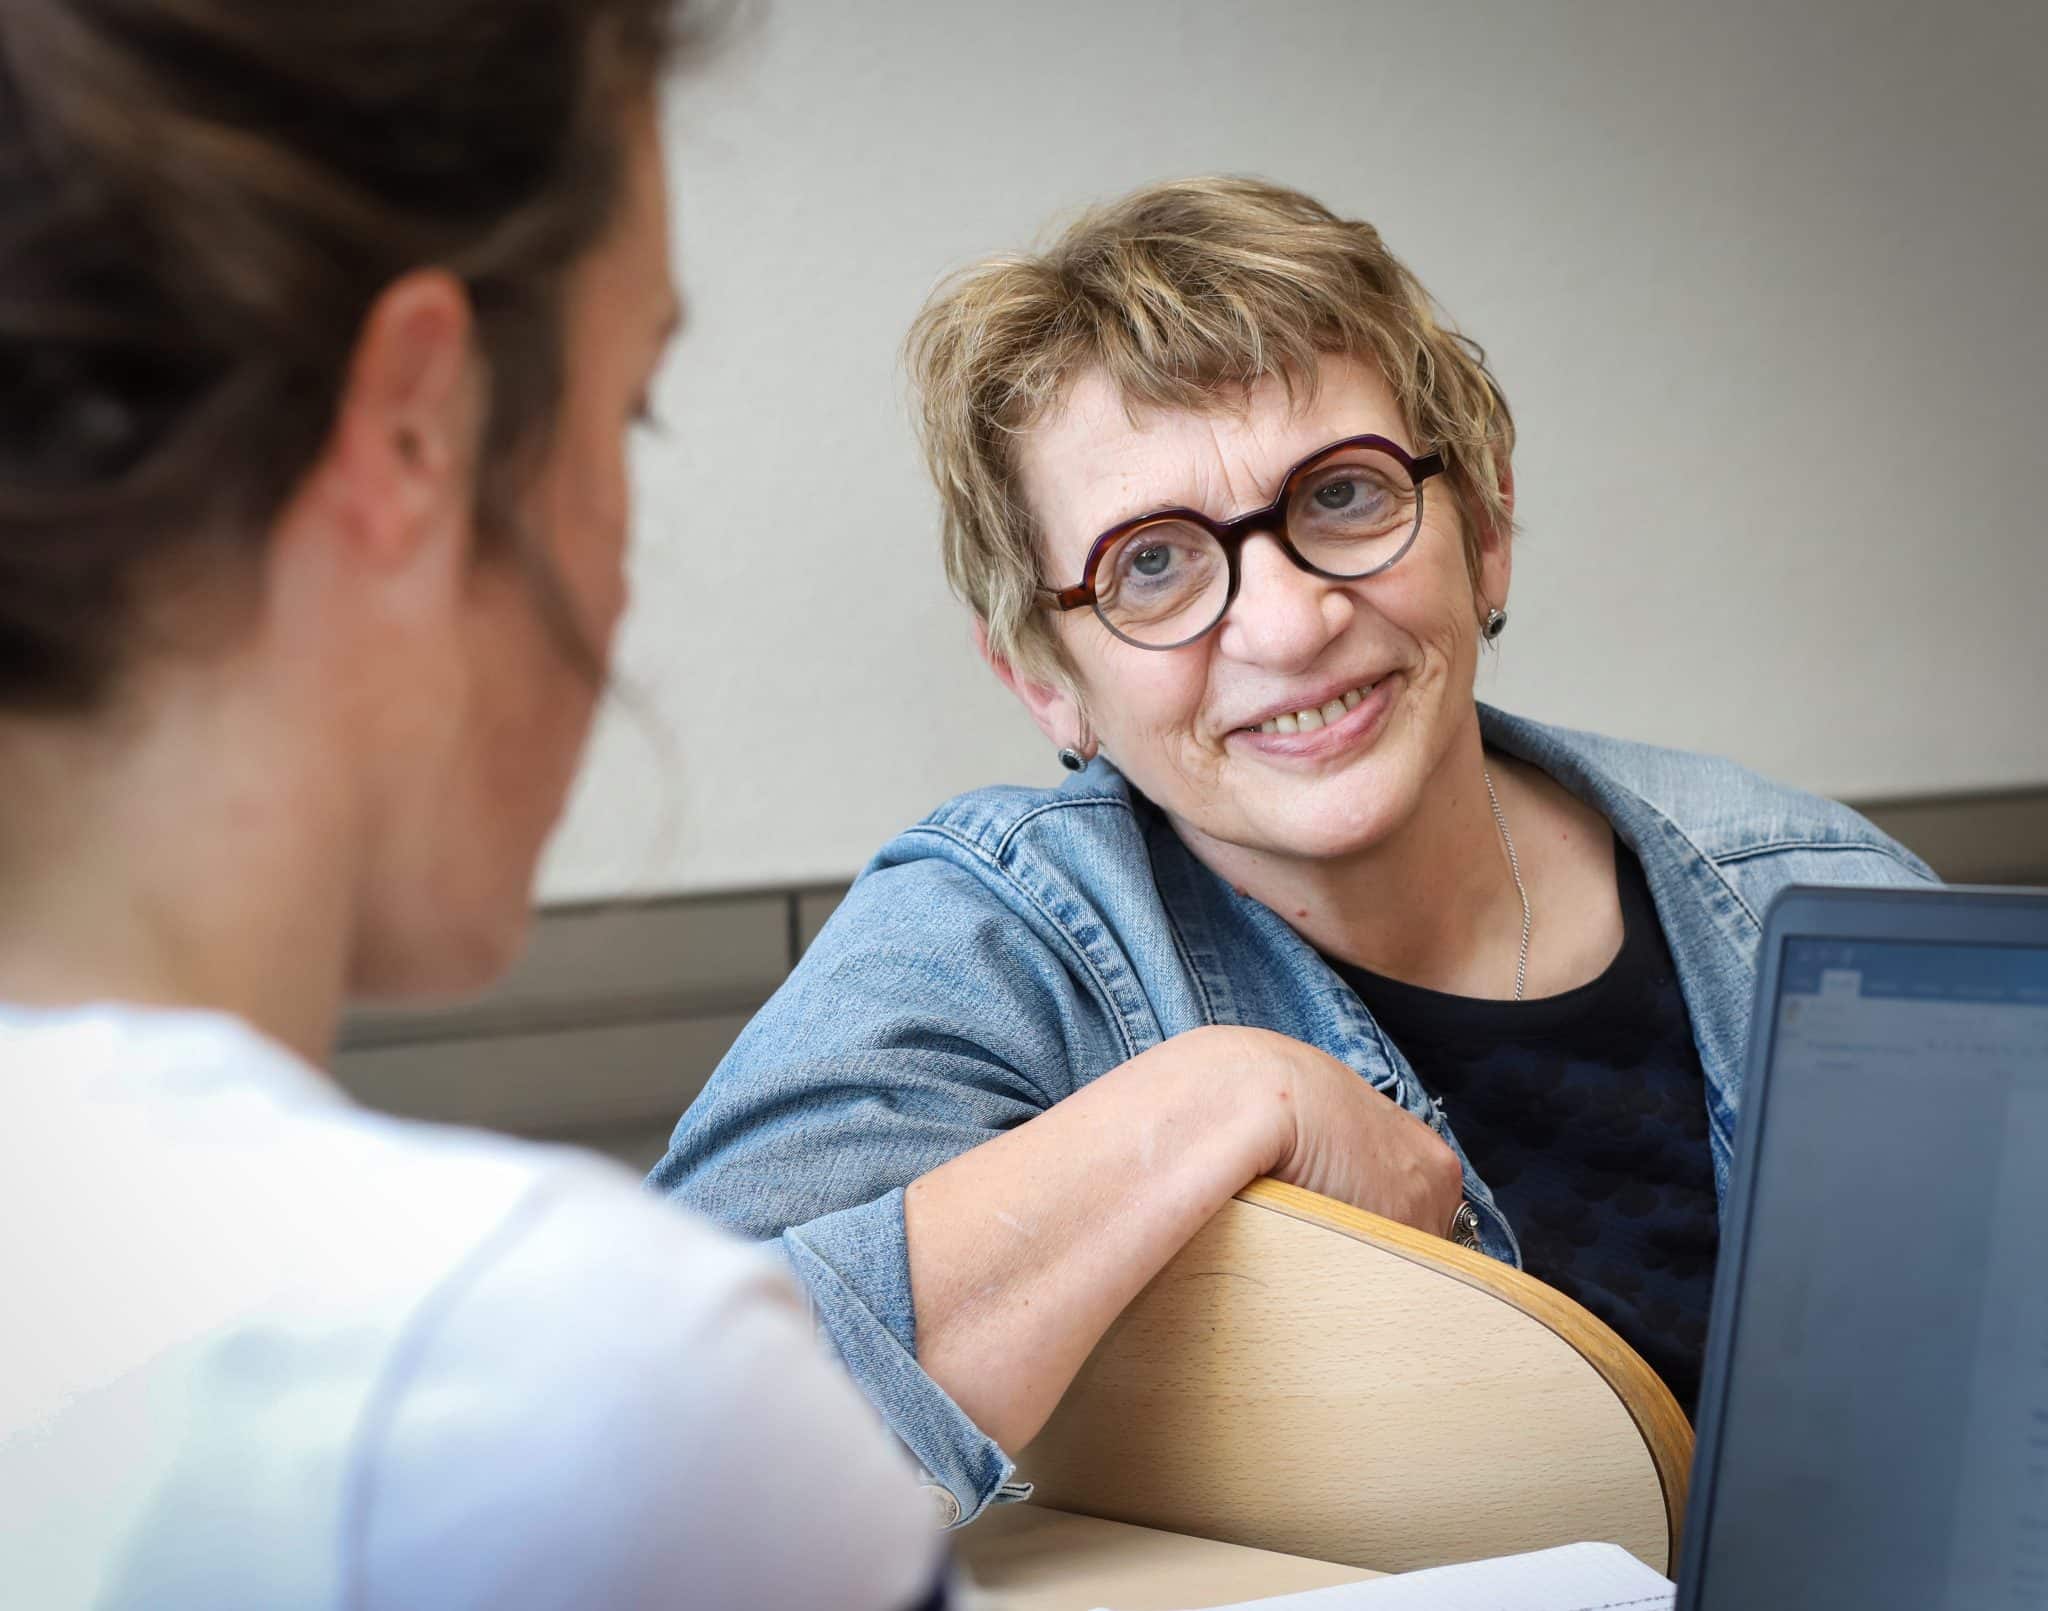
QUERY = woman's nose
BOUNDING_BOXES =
[1214,530,1352,670]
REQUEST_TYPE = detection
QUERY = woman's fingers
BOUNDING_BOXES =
[1266,1036,1464,1234]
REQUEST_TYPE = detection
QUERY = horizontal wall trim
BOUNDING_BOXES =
[327,786,2039,1146]
[1851,782,2048,809]
[340,891,797,1050]
[332,786,2044,1147]
[340,986,777,1052]
[343,787,2046,1048]
[1854,786,2048,887]
[518,882,857,922]
[334,1014,751,1134]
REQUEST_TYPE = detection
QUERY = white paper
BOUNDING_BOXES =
[1097,1542,1675,1611]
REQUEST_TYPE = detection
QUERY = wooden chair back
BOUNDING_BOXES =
[1016,1179,1693,1576]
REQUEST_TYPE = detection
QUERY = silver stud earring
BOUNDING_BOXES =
[1482,606,1508,642]
[1057,748,1087,773]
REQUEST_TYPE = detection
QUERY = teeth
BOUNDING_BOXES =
[1251,680,1378,737]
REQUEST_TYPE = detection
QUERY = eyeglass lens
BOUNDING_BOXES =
[1091,440,1425,648]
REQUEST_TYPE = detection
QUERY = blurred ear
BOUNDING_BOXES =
[303,269,480,571]
[975,620,1092,756]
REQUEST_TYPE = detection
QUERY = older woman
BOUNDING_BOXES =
[652,177,1934,1528]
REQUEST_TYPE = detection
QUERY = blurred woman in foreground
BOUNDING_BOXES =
[0,3,940,1606]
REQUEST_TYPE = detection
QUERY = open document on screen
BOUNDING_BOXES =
[1696,937,2048,1611]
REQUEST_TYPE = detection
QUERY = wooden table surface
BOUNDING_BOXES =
[955,1505,1384,1611]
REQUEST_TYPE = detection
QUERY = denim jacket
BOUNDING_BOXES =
[650,705,1935,1526]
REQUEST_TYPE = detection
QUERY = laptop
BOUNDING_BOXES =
[1678,883,2048,1610]
[1156,883,2048,1611]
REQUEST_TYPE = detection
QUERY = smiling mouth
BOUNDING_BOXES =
[1239,679,1382,736]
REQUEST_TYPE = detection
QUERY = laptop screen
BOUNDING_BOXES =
[1692,935,2048,1610]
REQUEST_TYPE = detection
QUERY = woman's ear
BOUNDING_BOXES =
[975,621,1092,756]
[311,269,480,569]
[1474,457,1515,614]
[258,271,484,732]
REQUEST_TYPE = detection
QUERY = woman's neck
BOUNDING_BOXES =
[0,680,357,1065]
[1171,731,1539,999]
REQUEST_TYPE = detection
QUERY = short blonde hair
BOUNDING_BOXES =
[905,176,1516,686]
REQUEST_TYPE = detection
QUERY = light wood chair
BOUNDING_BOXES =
[1015,1178,1693,1577]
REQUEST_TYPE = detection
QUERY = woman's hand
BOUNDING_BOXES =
[1228,1027,1467,1237]
[903,1023,1464,1454]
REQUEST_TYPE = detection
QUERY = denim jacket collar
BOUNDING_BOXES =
[1134,704,1796,1251]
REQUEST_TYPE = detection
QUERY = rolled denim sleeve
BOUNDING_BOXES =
[780,1190,1015,1524]
[648,848,1126,1527]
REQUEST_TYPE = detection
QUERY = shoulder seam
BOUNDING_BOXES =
[892,820,1141,1063]
[1641,805,1766,932]
[992,793,1138,862]
[1713,838,1935,877]
[912,791,1134,861]
[338,1172,573,1611]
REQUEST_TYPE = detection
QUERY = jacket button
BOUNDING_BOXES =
[922,1483,963,1528]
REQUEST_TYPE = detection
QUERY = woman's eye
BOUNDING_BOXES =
[1105,523,1215,603]
[1314,479,1359,511]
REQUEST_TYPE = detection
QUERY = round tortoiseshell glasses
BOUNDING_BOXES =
[1042,434,1446,650]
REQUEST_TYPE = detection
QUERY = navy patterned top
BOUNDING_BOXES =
[1324,840,1722,1415]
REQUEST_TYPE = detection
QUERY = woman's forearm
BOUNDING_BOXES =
[902,1026,1287,1455]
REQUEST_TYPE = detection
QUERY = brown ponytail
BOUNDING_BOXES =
[0,0,688,711]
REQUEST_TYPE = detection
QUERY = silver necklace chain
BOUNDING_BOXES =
[1483,766,1532,1002]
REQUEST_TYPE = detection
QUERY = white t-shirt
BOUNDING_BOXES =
[0,1005,945,1610]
